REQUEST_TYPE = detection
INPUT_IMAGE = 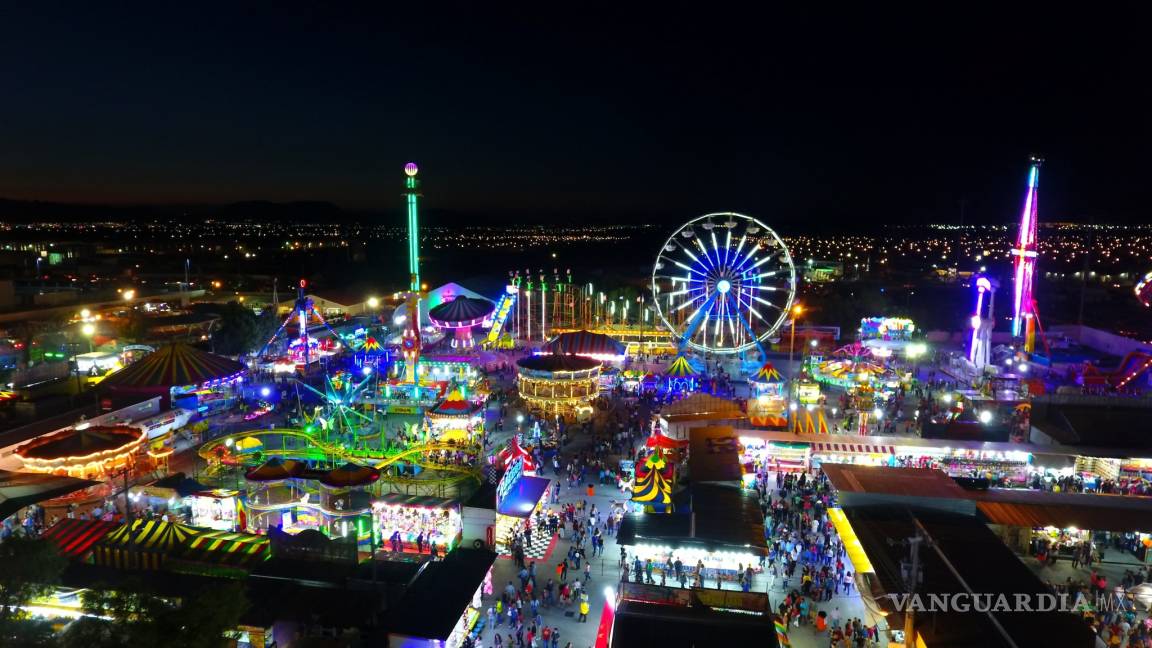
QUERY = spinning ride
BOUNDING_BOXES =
[297,370,377,438]
[257,279,343,365]
[652,212,796,357]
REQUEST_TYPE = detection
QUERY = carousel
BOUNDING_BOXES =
[14,424,146,478]
[515,354,601,421]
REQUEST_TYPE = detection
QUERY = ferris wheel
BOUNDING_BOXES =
[651,212,797,355]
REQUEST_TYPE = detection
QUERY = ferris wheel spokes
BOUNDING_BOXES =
[651,212,796,357]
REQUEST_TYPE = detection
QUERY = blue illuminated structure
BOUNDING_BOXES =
[651,212,797,359]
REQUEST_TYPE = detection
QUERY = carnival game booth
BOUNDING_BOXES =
[740,434,811,474]
[93,519,200,570]
[428,296,496,350]
[97,342,247,412]
[543,329,626,363]
[14,424,146,479]
[619,482,767,585]
[426,389,484,443]
[493,457,551,554]
[664,355,698,394]
[516,354,601,421]
[372,493,462,554]
[186,488,242,531]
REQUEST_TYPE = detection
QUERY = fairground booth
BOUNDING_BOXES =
[383,548,496,648]
[0,469,99,529]
[663,355,698,394]
[372,493,462,554]
[425,388,484,443]
[493,457,551,554]
[515,353,601,421]
[747,361,787,428]
[818,464,1124,647]
[97,342,247,412]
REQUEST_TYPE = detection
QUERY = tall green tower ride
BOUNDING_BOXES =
[404,162,421,292]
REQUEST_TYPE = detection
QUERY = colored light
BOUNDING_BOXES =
[716,279,731,293]
[404,162,418,177]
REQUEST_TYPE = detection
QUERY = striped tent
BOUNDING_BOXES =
[543,330,625,357]
[173,529,271,567]
[98,343,246,389]
[811,442,895,455]
[665,355,697,377]
[632,452,673,507]
[754,362,782,383]
[93,519,200,570]
[428,389,480,419]
[632,466,673,507]
[42,518,118,558]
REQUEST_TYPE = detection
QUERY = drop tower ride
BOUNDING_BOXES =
[1011,156,1043,354]
[400,162,423,383]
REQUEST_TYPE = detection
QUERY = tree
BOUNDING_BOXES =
[210,302,263,356]
[121,309,151,343]
[0,536,67,644]
[62,579,248,648]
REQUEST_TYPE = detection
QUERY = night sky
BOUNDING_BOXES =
[0,5,1147,227]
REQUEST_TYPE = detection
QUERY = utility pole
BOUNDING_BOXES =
[902,533,923,646]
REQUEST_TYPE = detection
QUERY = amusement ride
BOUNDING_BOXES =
[651,212,797,359]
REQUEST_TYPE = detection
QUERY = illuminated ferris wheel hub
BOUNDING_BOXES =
[652,212,796,356]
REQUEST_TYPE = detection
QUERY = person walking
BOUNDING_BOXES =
[578,597,590,622]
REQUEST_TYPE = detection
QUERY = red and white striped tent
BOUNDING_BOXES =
[811,442,895,455]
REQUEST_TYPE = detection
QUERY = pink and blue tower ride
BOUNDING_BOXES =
[1011,156,1043,354]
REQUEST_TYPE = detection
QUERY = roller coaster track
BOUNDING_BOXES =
[198,428,482,485]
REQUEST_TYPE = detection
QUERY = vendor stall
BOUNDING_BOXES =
[372,494,462,554]
[494,458,551,554]
[186,489,241,531]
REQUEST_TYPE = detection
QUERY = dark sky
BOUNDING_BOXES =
[0,4,1147,226]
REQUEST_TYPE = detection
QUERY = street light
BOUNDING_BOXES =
[81,323,95,352]
[367,296,380,309]
[788,304,803,415]
[122,289,136,301]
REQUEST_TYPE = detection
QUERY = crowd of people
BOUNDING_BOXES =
[758,467,880,647]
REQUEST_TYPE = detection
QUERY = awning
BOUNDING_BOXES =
[812,442,895,455]
[827,507,874,574]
